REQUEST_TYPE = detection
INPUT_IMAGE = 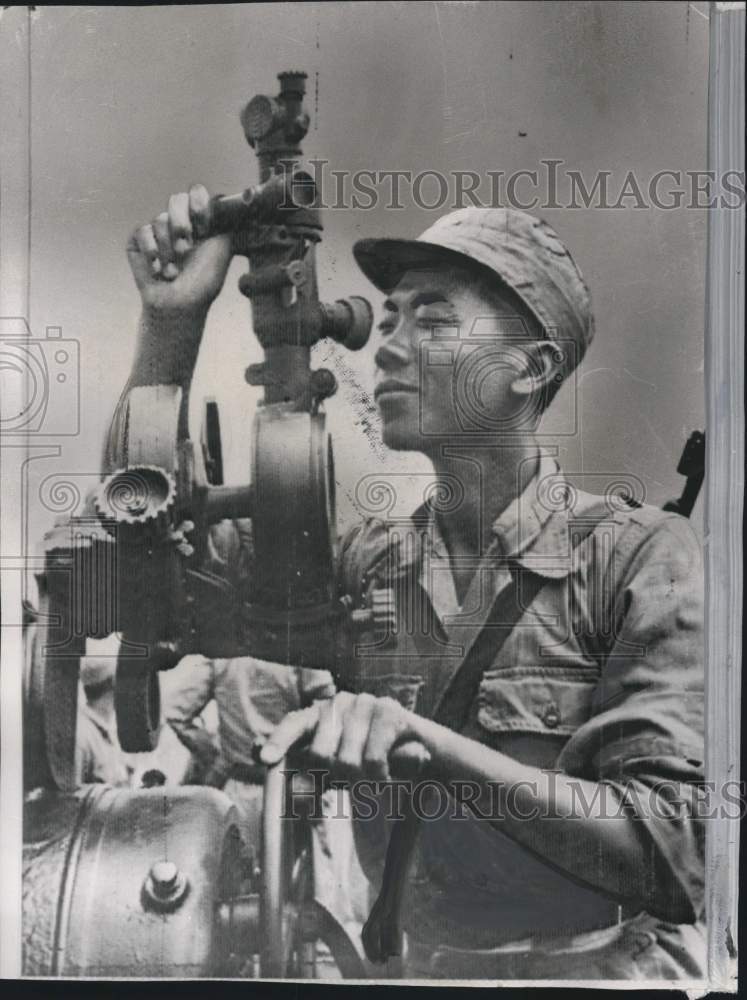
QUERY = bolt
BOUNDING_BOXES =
[285,261,306,287]
[150,860,179,897]
[142,858,189,911]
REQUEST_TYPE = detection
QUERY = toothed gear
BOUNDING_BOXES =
[94,465,176,539]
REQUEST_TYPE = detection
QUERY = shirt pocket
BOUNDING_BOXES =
[476,666,598,737]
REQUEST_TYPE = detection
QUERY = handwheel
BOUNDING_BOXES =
[260,761,368,979]
[114,647,161,752]
[114,639,184,752]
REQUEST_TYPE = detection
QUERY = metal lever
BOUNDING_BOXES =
[207,169,316,234]
[361,739,431,964]
[388,739,431,780]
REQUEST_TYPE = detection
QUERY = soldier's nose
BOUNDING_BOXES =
[375,337,410,372]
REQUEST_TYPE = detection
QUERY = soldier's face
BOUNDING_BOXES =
[373,267,535,452]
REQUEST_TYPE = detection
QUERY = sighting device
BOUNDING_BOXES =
[33,72,391,759]
[23,76,383,978]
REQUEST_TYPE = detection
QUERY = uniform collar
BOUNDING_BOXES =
[409,452,578,580]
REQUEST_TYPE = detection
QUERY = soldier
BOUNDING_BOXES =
[76,636,132,787]
[161,651,334,842]
[121,194,705,980]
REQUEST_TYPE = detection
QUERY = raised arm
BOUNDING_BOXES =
[104,186,233,471]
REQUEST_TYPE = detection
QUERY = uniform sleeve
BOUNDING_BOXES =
[162,655,219,768]
[337,518,393,602]
[557,513,705,922]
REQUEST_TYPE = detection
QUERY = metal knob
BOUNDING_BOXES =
[151,861,179,896]
[310,367,338,401]
[143,859,189,911]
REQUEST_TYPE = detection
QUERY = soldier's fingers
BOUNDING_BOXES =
[132,224,161,276]
[363,698,409,781]
[168,191,193,258]
[337,694,377,778]
[189,184,212,239]
[306,696,347,767]
[153,212,177,279]
[260,704,321,766]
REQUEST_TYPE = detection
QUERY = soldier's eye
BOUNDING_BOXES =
[416,313,459,329]
[378,318,396,335]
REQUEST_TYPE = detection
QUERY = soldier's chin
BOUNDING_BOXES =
[381,418,422,452]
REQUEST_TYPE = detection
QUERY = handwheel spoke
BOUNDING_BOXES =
[261,760,368,979]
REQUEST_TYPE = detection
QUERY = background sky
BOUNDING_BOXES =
[17,1,709,561]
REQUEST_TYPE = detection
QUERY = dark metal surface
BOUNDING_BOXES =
[247,407,343,667]
[23,779,368,979]
[114,655,162,753]
[23,593,80,792]
[201,399,224,486]
[23,785,246,977]
[663,430,705,517]
[25,510,123,788]
[22,790,87,973]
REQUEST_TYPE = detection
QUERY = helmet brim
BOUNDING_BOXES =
[353,237,476,293]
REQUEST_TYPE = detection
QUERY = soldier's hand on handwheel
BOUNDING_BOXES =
[260,691,431,783]
[167,519,195,558]
[127,184,233,316]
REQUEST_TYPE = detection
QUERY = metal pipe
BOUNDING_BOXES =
[203,484,254,523]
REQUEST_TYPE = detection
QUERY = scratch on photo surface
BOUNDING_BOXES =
[317,346,387,463]
[623,368,657,390]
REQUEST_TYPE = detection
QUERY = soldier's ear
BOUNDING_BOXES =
[510,340,564,399]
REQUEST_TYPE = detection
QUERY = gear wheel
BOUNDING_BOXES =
[94,465,176,540]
